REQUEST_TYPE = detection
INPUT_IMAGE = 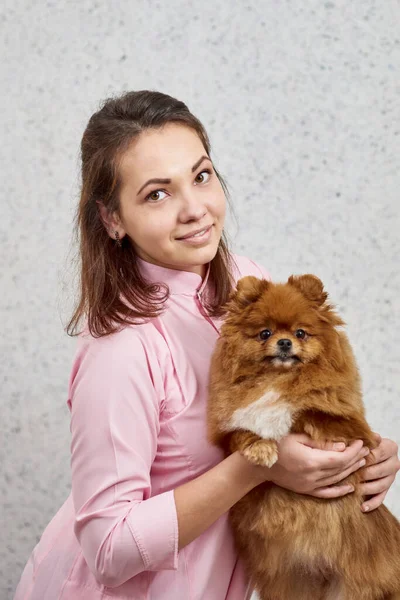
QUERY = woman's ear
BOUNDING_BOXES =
[96,201,126,239]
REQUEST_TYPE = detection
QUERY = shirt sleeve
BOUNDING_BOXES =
[67,327,179,588]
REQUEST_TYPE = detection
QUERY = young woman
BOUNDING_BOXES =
[14,90,399,600]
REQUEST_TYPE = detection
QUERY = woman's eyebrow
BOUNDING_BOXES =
[191,155,211,172]
[136,155,212,195]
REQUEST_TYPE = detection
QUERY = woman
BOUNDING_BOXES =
[14,90,400,600]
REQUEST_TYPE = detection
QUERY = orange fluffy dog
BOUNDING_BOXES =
[208,274,400,600]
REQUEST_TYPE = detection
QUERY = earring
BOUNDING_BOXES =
[114,231,122,248]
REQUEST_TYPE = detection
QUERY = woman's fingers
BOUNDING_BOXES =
[358,474,394,498]
[309,482,355,499]
[360,454,400,482]
[369,438,399,467]
[311,476,391,505]
[316,455,367,487]
[371,431,382,446]
[301,436,347,452]
[316,440,368,476]
[361,490,388,513]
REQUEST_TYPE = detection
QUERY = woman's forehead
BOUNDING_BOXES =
[119,124,205,182]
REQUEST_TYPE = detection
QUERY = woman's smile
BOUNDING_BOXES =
[176,224,213,244]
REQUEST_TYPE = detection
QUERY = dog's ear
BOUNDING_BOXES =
[288,274,328,307]
[229,276,270,310]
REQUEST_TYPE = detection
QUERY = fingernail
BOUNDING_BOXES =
[363,504,370,512]
[363,448,370,456]
[333,442,346,450]
[347,485,354,492]
[359,459,366,467]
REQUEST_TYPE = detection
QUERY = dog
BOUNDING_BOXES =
[207,274,400,600]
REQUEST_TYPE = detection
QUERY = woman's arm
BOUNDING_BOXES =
[174,433,369,549]
[69,330,179,588]
[174,451,260,549]
[174,431,397,551]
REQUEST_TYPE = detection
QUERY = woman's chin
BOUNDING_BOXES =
[186,248,219,269]
[173,239,220,265]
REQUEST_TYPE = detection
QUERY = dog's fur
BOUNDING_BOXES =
[207,274,400,600]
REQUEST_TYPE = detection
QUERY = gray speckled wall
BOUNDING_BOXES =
[2,1,399,598]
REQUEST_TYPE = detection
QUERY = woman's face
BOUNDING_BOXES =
[107,123,227,277]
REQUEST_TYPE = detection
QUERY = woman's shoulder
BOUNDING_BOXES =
[67,321,170,411]
[74,319,169,370]
[230,253,272,282]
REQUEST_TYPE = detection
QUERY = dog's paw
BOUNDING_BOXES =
[242,440,278,467]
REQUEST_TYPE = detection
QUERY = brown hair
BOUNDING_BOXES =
[66,90,236,338]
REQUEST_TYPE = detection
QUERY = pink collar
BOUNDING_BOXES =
[137,257,211,296]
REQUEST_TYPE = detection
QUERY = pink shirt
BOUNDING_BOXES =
[14,254,270,600]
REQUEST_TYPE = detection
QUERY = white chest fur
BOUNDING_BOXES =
[227,390,293,440]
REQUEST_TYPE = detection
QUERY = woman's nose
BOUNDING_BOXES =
[178,191,207,222]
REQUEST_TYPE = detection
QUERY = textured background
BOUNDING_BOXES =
[1,0,399,598]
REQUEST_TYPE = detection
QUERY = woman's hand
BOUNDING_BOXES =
[253,433,370,498]
[358,433,400,512]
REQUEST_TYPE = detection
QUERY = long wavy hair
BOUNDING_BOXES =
[66,90,236,338]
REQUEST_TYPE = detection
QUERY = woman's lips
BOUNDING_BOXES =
[176,225,213,244]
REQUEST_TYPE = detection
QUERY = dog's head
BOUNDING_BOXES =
[223,275,345,371]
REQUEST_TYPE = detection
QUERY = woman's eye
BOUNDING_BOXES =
[145,190,168,203]
[295,329,306,339]
[194,169,211,184]
[259,329,272,341]
[145,170,211,201]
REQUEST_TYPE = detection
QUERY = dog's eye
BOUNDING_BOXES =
[259,329,272,341]
[295,329,306,339]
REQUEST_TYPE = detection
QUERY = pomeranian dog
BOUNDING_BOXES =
[208,274,400,600]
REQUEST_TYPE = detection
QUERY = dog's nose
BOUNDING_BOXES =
[277,339,292,350]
